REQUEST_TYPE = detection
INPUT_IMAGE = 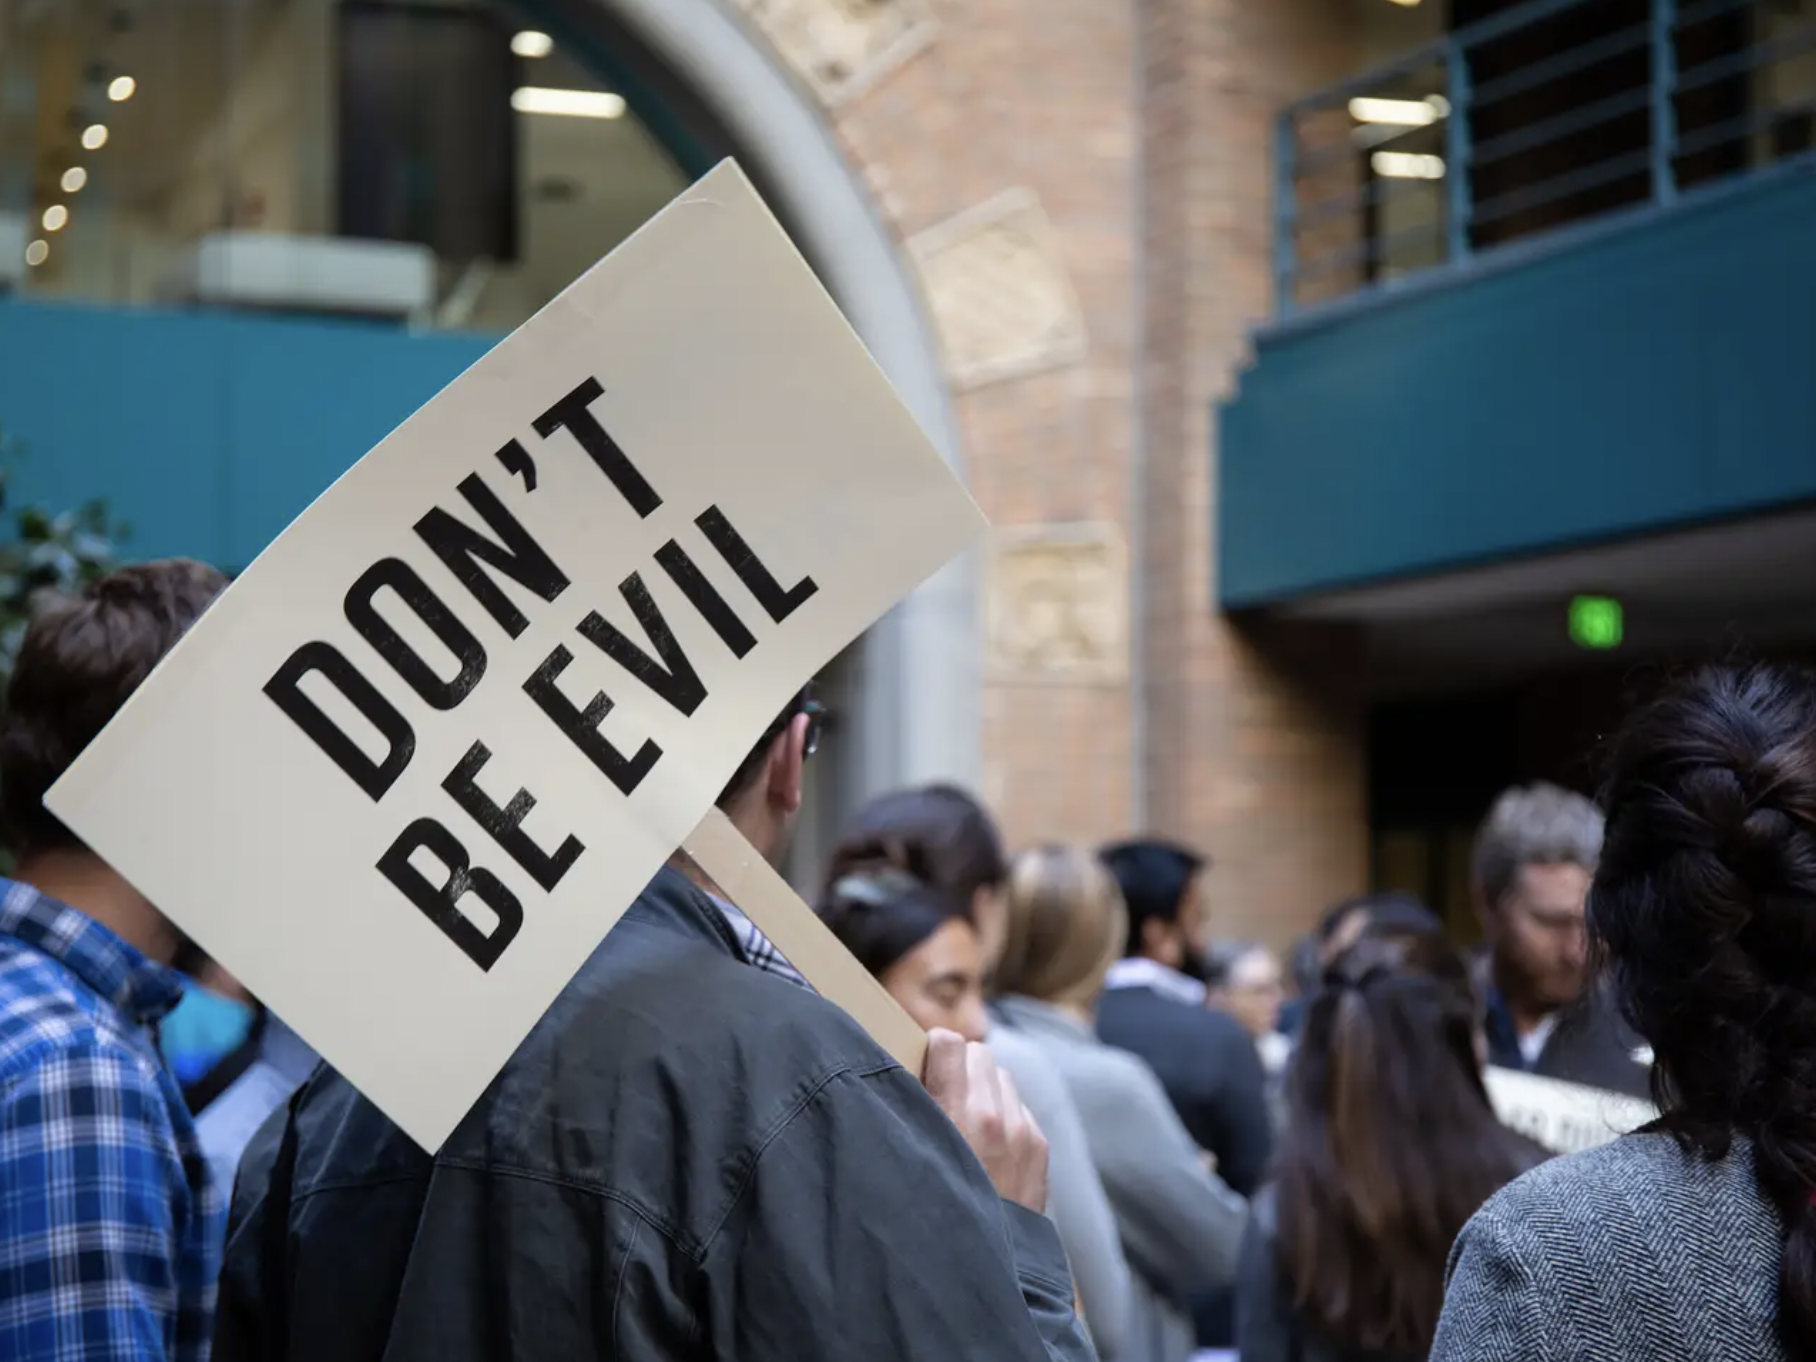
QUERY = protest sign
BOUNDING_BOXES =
[47,160,986,1152]
[1484,1065,1655,1156]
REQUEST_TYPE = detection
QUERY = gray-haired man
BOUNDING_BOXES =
[1473,781,1650,1098]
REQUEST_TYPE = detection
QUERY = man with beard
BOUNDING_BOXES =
[0,561,229,1361]
[1471,782,1652,1100]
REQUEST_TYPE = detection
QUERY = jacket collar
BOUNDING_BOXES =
[0,876,184,1027]
[622,864,751,963]
[993,993,1096,1043]
[1102,955,1208,1006]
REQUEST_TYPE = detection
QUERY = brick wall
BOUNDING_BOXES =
[737,0,1371,946]
[1133,0,1369,945]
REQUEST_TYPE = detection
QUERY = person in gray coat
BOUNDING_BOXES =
[824,788,1134,1359]
[1435,662,1816,1360]
[992,843,1247,1362]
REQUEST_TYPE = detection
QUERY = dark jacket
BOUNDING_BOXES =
[1095,982,1272,1196]
[214,867,1091,1362]
[1482,980,1652,1101]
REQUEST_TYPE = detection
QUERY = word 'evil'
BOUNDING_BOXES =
[262,376,818,971]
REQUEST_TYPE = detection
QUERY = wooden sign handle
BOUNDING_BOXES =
[681,807,929,1075]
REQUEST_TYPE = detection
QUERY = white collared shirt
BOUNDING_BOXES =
[1102,956,1208,1007]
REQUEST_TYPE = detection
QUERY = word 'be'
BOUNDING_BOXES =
[262,376,818,971]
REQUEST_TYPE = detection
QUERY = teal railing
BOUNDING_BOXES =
[1275,0,1816,315]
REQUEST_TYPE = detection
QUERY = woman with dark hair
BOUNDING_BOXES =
[825,790,1133,1360]
[1239,926,1543,1361]
[828,783,1011,953]
[817,860,989,1041]
[1434,662,1816,1360]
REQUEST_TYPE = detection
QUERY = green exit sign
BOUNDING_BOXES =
[1569,595,1624,650]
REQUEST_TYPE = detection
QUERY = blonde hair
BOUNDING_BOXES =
[995,844,1128,1007]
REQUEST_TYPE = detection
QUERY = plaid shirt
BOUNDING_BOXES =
[710,895,814,991]
[0,879,221,1361]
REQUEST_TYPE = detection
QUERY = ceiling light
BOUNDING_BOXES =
[81,123,108,150]
[511,87,625,119]
[41,204,68,232]
[24,239,48,267]
[1372,151,1446,179]
[511,30,553,58]
[107,74,135,101]
[1386,0,1422,6]
[61,166,87,193]
[1349,95,1449,126]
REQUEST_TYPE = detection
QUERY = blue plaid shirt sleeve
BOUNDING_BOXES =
[0,1042,202,1360]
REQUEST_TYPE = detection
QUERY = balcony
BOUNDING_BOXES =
[1222,0,1816,610]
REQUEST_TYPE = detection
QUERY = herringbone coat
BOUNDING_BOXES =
[1433,1132,1785,1360]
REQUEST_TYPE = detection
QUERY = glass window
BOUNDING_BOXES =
[0,0,688,330]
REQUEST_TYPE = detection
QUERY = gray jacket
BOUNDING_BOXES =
[1434,1132,1785,1361]
[992,1019,1134,1360]
[995,994,1248,1362]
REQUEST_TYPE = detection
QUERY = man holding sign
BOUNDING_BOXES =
[215,700,1088,1362]
[38,164,1092,1359]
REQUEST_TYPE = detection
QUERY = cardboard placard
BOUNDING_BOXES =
[47,160,985,1151]
[1484,1065,1656,1156]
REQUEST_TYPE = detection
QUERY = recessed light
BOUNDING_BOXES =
[1349,96,1447,126]
[42,204,69,232]
[25,240,48,267]
[511,87,625,119]
[61,166,87,193]
[1372,151,1446,179]
[107,74,136,101]
[81,124,108,150]
[512,30,553,58]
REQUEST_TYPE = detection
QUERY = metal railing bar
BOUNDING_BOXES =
[1676,0,1760,31]
[1471,147,1653,226]
[1274,107,1298,314]
[1451,0,1628,55]
[1673,93,1816,159]
[1291,170,1448,235]
[1472,22,1652,107]
[1293,217,1449,284]
[1653,0,1678,202]
[1675,21,1816,96]
[1294,122,1444,179]
[1285,42,1452,117]
[1470,85,1653,167]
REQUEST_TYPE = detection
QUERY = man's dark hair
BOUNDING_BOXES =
[714,683,817,810]
[0,559,229,855]
[1097,838,1205,959]
[825,783,1007,911]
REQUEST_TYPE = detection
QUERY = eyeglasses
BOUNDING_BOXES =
[801,696,827,760]
[754,683,828,762]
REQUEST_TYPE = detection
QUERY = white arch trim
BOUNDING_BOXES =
[595,0,982,800]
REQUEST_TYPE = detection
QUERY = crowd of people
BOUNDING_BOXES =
[2,558,1814,1360]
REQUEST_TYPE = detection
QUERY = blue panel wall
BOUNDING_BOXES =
[1219,165,1816,607]
[0,300,498,568]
